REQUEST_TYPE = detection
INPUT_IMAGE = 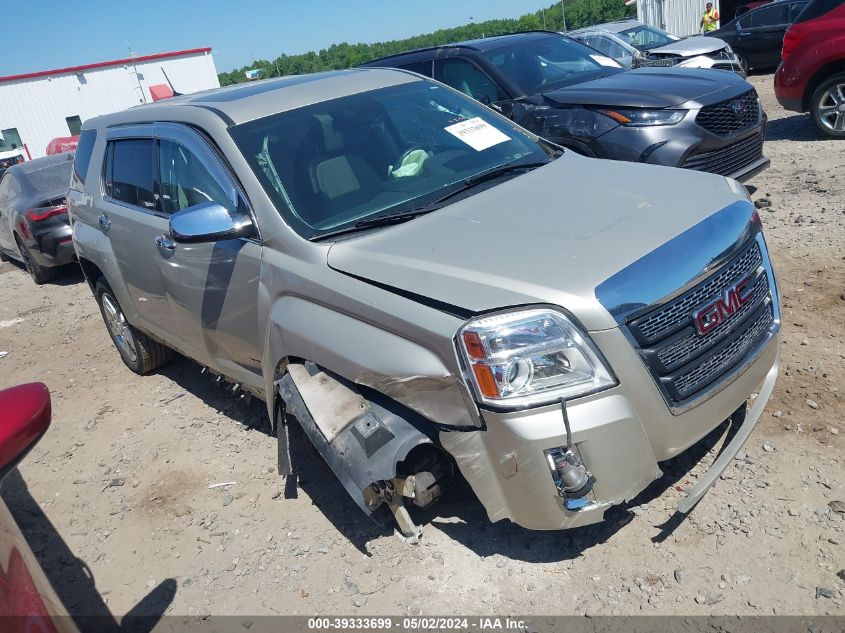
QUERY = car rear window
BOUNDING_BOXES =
[25,158,74,193]
[71,129,96,189]
[794,0,844,22]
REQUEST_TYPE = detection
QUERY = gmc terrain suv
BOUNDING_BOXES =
[69,68,781,537]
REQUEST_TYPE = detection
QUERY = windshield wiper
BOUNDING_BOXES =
[463,159,551,187]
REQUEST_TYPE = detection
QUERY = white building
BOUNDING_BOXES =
[637,0,732,37]
[0,48,220,159]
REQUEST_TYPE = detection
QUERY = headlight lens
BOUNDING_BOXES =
[457,309,616,407]
[597,108,687,127]
[535,106,620,140]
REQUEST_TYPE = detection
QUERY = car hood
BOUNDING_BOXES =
[327,153,744,331]
[0,149,22,160]
[649,35,727,57]
[539,67,742,108]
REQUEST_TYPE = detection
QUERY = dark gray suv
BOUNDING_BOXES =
[362,31,769,181]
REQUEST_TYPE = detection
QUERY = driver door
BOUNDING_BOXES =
[153,124,264,389]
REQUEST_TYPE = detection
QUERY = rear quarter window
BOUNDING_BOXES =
[71,129,97,190]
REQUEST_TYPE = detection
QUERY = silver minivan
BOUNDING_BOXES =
[69,68,781,537]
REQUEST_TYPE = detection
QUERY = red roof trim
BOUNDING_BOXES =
[0,47,212,83]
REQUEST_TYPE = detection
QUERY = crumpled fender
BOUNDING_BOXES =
[261,295,480,429]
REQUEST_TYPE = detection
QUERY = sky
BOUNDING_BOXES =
[0,0,556,77]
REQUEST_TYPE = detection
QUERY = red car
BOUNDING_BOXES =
[0,383,78,632]
[774,0,845,137]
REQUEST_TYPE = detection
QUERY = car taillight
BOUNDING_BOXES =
[26,205,67,222]
[782,25,807,62]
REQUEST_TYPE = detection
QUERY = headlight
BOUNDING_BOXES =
[535,106,620,140]
[456,309,616,407]
[597,108,687,127]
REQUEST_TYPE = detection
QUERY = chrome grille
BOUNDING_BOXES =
[673,305,774,398]
[625,240,775,407]
[682,133,764,177]
[631,242,762,344]
[695,89,760,136]
[655,273,769,372]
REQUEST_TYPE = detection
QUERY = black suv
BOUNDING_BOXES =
[362,31,769,182]
[707,0,810,73]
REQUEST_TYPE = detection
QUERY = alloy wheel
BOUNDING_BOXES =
[816,82,845,133]
[101,293,137,363]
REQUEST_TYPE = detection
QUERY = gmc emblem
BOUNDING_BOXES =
[693,275,755,336]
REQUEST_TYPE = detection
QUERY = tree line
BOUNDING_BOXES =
[217,0,635,86]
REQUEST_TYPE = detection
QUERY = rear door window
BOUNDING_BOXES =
[749,3,789,26]
[434,58,507,104]
[104,138,157,210]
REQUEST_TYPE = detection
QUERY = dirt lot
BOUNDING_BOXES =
[0,73,842,621]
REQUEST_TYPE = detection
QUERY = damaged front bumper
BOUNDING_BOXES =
[439,331,780,531]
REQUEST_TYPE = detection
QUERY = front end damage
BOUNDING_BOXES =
[273,195,782,536]
[277,363,453,538]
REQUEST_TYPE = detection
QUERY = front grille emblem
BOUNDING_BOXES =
[692,275,754,336]
[731,99,746,117]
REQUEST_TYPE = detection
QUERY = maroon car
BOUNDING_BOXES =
[774,0,845,137]
[0,383,79,632]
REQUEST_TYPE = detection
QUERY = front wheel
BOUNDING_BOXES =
[94,278,174,374]
[734,51,749,75]
[810,73,845,138]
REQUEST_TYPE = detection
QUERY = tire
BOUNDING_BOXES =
[15,235,58,285]
[810,72,845,139]
[94,278,174,374]
[735,51,749,76]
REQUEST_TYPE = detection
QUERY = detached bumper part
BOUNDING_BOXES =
[677,352,779,513]
[277,364,450,538]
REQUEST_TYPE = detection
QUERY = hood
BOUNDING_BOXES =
[540,67,743,108]
[0,149,23,160]
[650,35,728,57]
[327,154,744,331]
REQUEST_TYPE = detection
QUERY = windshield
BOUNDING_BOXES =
[231,81,551,239]
[481,35,623,96]
[25,158,73,193]
[0,137,13,152]
[617,25,680,51]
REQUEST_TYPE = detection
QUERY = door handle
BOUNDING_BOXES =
[155,235,176,252]
[97,214,111,231]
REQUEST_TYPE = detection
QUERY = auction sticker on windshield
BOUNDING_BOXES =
[445,117,511,151]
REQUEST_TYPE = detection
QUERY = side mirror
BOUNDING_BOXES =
[0,383,52,481]
[169,201,255,243]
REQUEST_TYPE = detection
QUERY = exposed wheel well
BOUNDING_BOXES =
[803,60,845,112]
[77,257,105,292]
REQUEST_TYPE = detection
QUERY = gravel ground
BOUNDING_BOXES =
[0,73,842,620]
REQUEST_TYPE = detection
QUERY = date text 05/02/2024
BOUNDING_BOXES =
[307,617,528,631]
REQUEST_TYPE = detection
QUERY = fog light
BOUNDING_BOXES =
[545,447,594,501]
